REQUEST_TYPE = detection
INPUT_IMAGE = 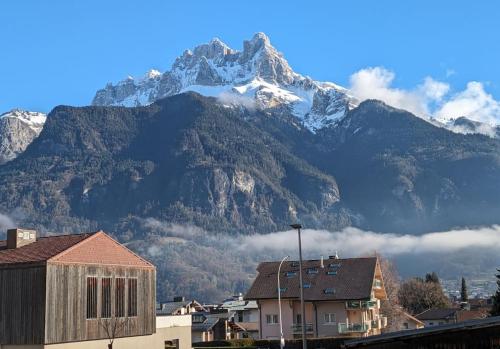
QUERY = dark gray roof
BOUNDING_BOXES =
[157,301,191,315]
[344,316,500,348]
[245,257,377,301]
[191,313,230,332]
[416,308,458,321]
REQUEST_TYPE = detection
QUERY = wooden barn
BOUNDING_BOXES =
[0,228,156,347]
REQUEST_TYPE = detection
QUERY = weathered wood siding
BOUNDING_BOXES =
[45,263,156,344]
[0,265,46,344]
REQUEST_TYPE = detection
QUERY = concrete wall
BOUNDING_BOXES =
[315,302,347,337]
[0,315,191,349]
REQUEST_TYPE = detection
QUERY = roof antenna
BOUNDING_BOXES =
[334,251,339,259]
[320,255,324,268]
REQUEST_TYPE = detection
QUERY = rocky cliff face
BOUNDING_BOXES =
[1,95,500,237]
[0,93,346,235]
[0,109,46,164]
[92,33,357,132]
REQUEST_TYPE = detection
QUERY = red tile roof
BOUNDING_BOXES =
[0,231,154,269]
[50,231,154,268]
[245,257,378,301]
[0,232,95,265]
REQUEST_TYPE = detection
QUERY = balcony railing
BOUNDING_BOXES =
[380,316,388,328]
[291,323,314,333]
[346,300,378,309]
[338,322,370,334]
[370,316,388,329]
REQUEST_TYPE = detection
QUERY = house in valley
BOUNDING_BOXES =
[158,298,206,315]
[0,228,191,349]
[245,256,388,339]
[221,294,260,339]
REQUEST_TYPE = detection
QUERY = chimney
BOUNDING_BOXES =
[329,251,339,260]
[320,255,324,268]
[7,228,37,249]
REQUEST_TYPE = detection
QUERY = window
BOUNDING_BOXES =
[324,313,336,324]
[303,283,311,288]
[128,278,138,317]
[295,314,302,324]
[115,278,126,317]
[307,268,318,274]
[326,270,337,275]
[374,279,382,289]
[403,322,409,329]
[329,263,341,268]
[101,277,112,318]
[324,288,335,294]
[278,287,287,293]
[266,314,279,324]
[193,314,206,323]
[165,339,179,349]
[86,277,98,319]
[285,271,297,277]
[290,262,299,267]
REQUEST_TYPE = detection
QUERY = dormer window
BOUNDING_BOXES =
[307,268,318,274]
[285,271,297,277]
[324,288,335,294]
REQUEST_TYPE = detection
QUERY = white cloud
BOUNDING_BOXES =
[419,77,450,102]
[141,218,500,258]
[435,82,500,125]
[217,91,256,110]
[348,67,500,129]
[0,213,15,232]
[238,225,500,257]
[349,67,442,117]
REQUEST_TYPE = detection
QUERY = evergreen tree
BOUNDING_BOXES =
[425,272,440,284]
[460,277,468,303]
[491,269,500,316]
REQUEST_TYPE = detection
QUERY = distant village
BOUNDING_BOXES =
[1,228,500,349]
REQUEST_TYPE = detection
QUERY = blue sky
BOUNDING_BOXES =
[1,0,499,114]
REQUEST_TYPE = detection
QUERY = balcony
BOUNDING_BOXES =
[338,322,370,334]
[371,316,388,329]
[346,300,378,310]
[291,323,314,333]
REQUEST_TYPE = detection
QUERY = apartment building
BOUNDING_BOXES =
[245,256,388,339]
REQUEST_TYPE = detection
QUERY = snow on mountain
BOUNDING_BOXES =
[92,33,358,132]
[0,109,47,164]
[445,116,500,138]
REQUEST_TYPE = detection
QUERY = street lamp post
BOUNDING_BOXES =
[278,255,289,349]
[290,224,307,349]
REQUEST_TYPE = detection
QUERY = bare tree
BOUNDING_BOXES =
[99,317,129,349]
[377,255,406,332]
[398,277,451,315]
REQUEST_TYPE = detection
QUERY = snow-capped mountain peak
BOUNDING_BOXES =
[0,109,47,164]
[92,33,357,131]
[0,109,46,133]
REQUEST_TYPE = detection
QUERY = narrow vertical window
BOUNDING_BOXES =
[128,278,138,317]
[101,277,112,318]
[115,278,126,317]
[86,277,98,319]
